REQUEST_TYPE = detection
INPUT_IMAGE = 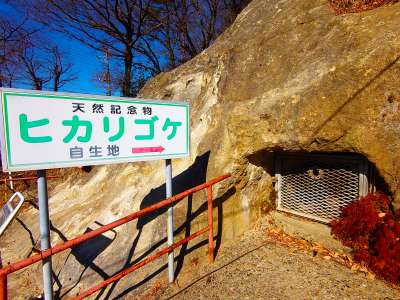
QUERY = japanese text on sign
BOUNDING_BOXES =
[0,89,190,171]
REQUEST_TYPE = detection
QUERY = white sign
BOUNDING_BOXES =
[0,89,190,171]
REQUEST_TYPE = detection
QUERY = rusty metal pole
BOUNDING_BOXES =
[74,226,209,300]
[0,174,231,299]
[0,174,231,279]
[0,252,7,300]
[207,186,214,262]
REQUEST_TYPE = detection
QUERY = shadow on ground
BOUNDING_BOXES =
[19,151,234,299]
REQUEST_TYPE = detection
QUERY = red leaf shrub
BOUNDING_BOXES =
[329,0,397,14]
[331,194,390,249]
[331,193,400,283]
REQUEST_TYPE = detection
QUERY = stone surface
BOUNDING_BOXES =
[2,0,400,298]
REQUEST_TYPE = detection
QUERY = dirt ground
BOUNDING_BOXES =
[136,218,400,300]
[6,215,399,299]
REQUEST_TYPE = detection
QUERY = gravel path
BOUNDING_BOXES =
[156,220,400,300]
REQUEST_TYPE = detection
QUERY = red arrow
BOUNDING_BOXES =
[132,146,165,154]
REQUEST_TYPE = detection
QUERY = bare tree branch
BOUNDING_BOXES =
[21,0,155,96]
[45,46,77,91]
[18,45,51,90]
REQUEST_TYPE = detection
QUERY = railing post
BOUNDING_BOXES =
[207,186,214,262]
[0,252,8,300]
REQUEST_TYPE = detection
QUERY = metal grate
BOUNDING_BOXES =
[275,154,368,223]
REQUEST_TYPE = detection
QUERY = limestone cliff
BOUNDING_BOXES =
[2,0,400,298]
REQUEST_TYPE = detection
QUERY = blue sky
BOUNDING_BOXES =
[0,2,106,95]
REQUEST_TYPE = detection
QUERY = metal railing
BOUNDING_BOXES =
[0,173,231,299]
[0,192,25,236]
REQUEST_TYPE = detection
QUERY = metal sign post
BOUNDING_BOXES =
[37,170,53,300]
[165,159,174,283]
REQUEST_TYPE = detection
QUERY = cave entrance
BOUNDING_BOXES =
[275,153,371,223]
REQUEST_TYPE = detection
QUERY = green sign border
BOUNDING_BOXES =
[2,90,190,171]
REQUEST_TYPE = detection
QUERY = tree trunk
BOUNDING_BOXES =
[34,79,42,90]
[122,48,133,97]
[53,76,59,92]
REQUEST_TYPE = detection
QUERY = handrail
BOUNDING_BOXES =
[0,173,231,299]
[76,227,210,300]
[0,192,25,236]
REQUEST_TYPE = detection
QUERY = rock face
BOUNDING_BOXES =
[2,0,400,298]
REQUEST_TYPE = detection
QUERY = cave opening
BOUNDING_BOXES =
[247,150,391,224]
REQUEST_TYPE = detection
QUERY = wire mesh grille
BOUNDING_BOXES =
[277,155,365,223]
